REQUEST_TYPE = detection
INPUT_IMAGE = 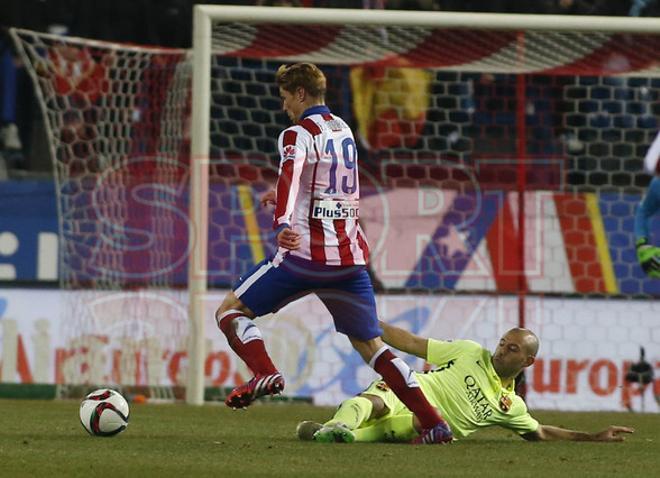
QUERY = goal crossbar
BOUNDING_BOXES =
[196,5,660,33]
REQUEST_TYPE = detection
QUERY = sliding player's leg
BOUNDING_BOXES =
[353,414,419,443]
[302,386,388,443]
[319,271,452,444]
[316,387,428,443]
[325,395,376,429]
[299,381,418,443]
[312,394,380,443]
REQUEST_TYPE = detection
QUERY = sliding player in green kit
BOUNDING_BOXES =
[298,322,633,444]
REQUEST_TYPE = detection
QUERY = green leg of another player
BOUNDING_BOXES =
[325,396,373,429]
[353,414,419,443]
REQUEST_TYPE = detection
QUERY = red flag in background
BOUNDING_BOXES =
[350,66,432,151]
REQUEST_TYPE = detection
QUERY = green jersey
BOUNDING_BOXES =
[416,339,538,439]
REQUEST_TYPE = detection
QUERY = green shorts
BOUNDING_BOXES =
[361,379,409,417]
[359,380,418,442]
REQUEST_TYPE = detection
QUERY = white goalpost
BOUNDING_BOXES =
[187,6,213,405]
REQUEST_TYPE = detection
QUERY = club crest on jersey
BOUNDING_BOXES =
[499,394,512,412]
[283,144,297,161]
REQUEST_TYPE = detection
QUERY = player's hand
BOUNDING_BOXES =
[260,190,276,208]
[636,238,660,278]
[593,426,634,442]
[277,227,301,250]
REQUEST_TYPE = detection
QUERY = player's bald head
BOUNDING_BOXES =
[504,328,539,357]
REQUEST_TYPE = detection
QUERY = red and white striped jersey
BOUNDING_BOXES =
[273,105,370,266]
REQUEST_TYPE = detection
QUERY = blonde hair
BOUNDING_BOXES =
[275,63,326,99]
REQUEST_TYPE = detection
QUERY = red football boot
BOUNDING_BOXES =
[225,372,285,409]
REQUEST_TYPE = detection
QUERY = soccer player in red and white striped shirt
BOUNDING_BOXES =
[215,63,451,444]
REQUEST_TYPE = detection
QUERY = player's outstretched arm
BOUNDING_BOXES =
[378,321,428,359]
[522,425,634,442]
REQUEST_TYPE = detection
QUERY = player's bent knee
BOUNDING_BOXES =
[216,292,245,314]
[360,393,389,418]
[215,292,254,330]
[349,336,385,363]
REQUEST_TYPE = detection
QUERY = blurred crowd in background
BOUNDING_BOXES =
[3,1,660,49]
[0,0,659,177]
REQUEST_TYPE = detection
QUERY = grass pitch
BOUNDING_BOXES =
[0,399,658,477]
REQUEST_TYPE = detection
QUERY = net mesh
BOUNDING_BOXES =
[9,19,660,386]
[13,24,660,296]
[11,31,192,385]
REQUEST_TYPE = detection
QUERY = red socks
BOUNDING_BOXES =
[371,346,444,430]
[217,310,277,376]
[219,311,445,431]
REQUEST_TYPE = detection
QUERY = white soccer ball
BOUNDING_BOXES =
[79,389,130,437]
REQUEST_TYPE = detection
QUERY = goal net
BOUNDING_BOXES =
[10,7,660,405]
[10,31,193,395]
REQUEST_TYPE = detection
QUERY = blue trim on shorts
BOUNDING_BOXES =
[233,255,381,341]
